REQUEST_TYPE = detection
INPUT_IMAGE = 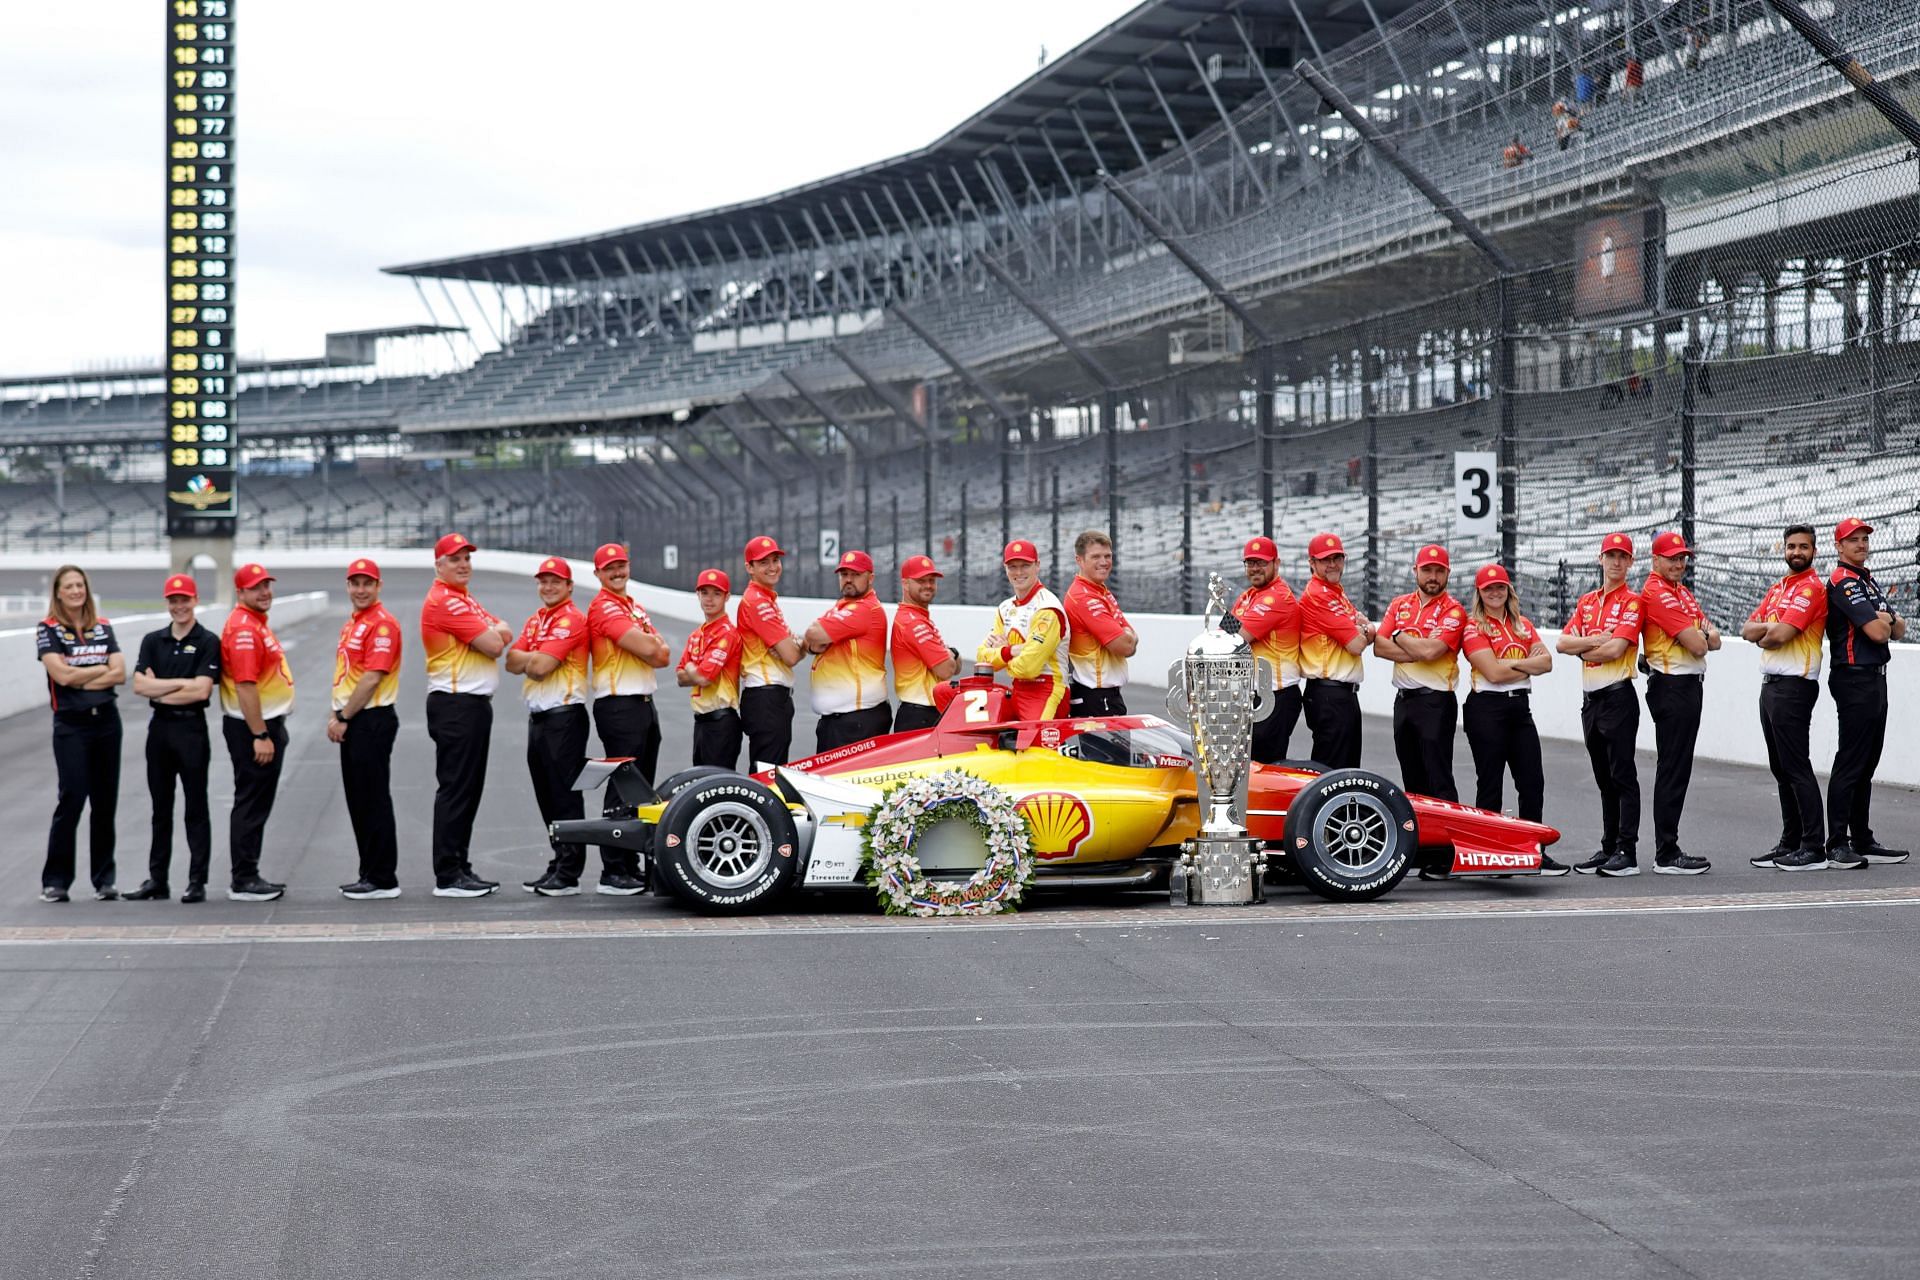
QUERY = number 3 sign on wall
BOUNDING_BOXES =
[1454,451,1499,539]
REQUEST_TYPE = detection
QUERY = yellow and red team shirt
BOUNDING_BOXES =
[587,587,663,698]
[1748,568,1826,679]
[420,581,504,696]
[1567,584,1642,691]
[332,602,401,711]
[1461,611,1542,692]
[679,616,742,714]
[810,590,889,714]
[1063,576,1130,689]
[1296,576,1366,684]
[1381,590,1466,691]
[1639,575,1709,675]
[891,603,949,708]
[1232,581,1301,689]
[517,601,589,712]
[220,604,295,720]
[734,581,794,690]
[977,584,1071,718]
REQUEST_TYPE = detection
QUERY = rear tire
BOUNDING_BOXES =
[1281,769,1415,902]
[654,776,799,914]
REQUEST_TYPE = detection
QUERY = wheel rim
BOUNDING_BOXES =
[1313,793,1396,876]
[685,802,774,888]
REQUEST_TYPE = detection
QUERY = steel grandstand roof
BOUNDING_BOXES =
[383,0,1430,284]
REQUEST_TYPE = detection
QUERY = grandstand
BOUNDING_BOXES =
[5,0,1918,623]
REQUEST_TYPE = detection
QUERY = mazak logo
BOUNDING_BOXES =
[1452,849,1538,872]
[1017,791,1092,860]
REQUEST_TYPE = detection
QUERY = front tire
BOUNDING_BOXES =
[1281,769,1415,902]
[654,776,799,914]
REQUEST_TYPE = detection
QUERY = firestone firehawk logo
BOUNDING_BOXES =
[1017,791,1093,861]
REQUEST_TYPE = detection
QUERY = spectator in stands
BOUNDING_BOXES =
[1296,532,1372,769]
[803,550,891,753]
[126,574,218,902]
[1233,537,1302,764]
[1461,565,1565,873]
[1682,25,1706,70]
[1623,54,1644,103]
[978,540,1071,720]
[1639,532,1718,875]
[585,542,669,893]
[1742,525,1827,870]
[1822,518,1908,869]
[508,557,592,897]
[891,556,957,733]
[1064,531,1137,717]
[1502,136,1532,169]
[735,535,803,766]
[1553,101,1583,151]
[420,534,511,899]
[677,568,744,769]
[1373,545,1467,810]
[221,562,294,901]
[36,564,124,903]
[1573,70,1595,106]
[328,559,402,900]
[1555,533,1643,877]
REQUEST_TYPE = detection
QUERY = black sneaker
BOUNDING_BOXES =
[433,873,498,898]
[92,884,120,901]
[522,861,558,892]
[180,883,206,904]
[339,880,401,900]
[1774,848,1829,871]
[1751,844,1792,870]
[38,885,68,903]
[1827,843,1868,871]
[124,880,171,901]
[1573,850,1612,875]
[532,872,581,898]
[1596,852,1640,877]
[1538,854,1570,877]
[1654,852,1710,876]
[596,873,647,896]
[1859,843,1910,865]
[229,875,286,902]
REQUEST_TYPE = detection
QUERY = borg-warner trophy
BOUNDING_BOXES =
[1165,573,1275,905]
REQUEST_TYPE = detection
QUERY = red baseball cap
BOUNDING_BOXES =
[1474,563,1512,591]
[835,549,875,574]
[1243,536,1278,562]
[695,568,731,593]
[593,543,629,570]
[743,534,786,563]
[534,556,572,581]
[1598,532,1634,557]
[1650,531,1694,559]
[345,557,381,582]
[900,554,944,580]
[1003,539,1039,564]
[1415,544,1451,569]
[1307,532,1344,560]
[233,563,274,590]
[434,532,476,559]
[1835,517,1874,542]
[162,573,198,599]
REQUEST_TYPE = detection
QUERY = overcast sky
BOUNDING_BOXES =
[0,1,1126,377]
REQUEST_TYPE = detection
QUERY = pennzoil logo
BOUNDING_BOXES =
[168,474,232,511]
[1017,791,1092,861]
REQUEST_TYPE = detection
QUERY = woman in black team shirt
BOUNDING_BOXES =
[35,564,125,902]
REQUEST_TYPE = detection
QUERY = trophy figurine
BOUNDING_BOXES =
[1165,573,1275,905]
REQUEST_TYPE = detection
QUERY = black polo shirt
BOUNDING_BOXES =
[1826,563,1895,668]
[36,615,120,712]
[136,621,221,711]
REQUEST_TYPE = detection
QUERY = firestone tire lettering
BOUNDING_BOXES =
[654,777,799,915]
[1280,768,1416,903]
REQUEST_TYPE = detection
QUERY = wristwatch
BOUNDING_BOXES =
[334,710,350,724]
[252,730,270,741]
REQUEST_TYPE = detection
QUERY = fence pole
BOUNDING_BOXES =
[1497,275,1518,574]
[1256,345,1275,539]
[1680,345,1698,562]
[862,467,872,554]
[1049,469,1061,588]
[958,479,969,607]
[1180,444,1194,613]
[1362,330,1381,618]
[1102,390,1121,575]
[1555,558,1571,625]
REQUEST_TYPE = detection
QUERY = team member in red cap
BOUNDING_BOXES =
[804,549,892,752]
[978,540,1071,720]
[1638,531,1719,875]
[508,557,594,896]
[1743,525,1827,870]
[220,562,293,901]
[1374,544,1468,804]
[328,558,403,900]
[125,574,220,901]
[677,568,744,768]
[1064,530,1138,717]
[1821,517,1907,869]
[420,533,512,898]
[1296,532,1373,768]
[1556,532,1644,876]
[735,535,804,766]
[585,543,668,893]
[891,555,957,733]
[36,564,123,903]
[1461,565,1561,872]
[1232,536,1302,763]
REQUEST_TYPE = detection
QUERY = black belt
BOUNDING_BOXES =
[530,702,587,719]
[1760,673,1814,685]
[1831,664,1888,678]
[150,704,209,720]
[1470,688,1530,699]
[428,690,491,701]
[600,692,654,703]
[1648,671,1703,681]
[1582,682,1634,706]
[1394,687,1453,700]
[54,703,117,722]
[1304,677,1356,689]
[693,707,738,723]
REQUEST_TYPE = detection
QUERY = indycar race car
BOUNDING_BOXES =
[552,674,1561,914]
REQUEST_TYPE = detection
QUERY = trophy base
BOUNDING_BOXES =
[1171,836,1267,906]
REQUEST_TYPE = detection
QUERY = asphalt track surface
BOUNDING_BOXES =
[3,567,1917,1278]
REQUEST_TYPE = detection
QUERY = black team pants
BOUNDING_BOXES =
[1392,687,1459,802]
[1462,691,1544,821]
[1251,684,1303,765]
[146,711,211,888]
[1302,679,1361,770]
[892,702,941,734]
[45,707,121,893]
[426,692,491,886]
[1068,683,1128,718]
[222,714,287,884]
[1826,665,1889,851]
[691,708,743,770]
[592,694,658,879]
[1579,683,1640,856]
[1646,672,1703,859]
[739,685,794,768]
[527,703,590,881]
[339,705,399,889]
[1758,676,1822,852]
[815,705,893,754]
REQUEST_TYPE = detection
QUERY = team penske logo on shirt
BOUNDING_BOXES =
[1382,591,1465,692]
[333,604,401,710]
[1064,576,1131,690]
[1569,584,1641,691]
[1297,577,1365,684]
[588,587,662,697]
[1232,582,1301,688]
[810,591,888,715]
[1749,569,1825,679]
[891,603,949,707]
[1640,575,1709,675]
[735,581,794,689]
[221,604,295,719]
[680,616,742,714]
[518,602,590,711]
[1462,613,1539,691]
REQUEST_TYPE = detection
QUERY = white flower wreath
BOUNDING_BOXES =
[862,769,1036,917]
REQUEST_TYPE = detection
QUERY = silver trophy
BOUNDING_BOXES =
[1165,573,1275,905]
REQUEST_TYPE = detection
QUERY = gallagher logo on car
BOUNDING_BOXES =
[1017,792,1092,860]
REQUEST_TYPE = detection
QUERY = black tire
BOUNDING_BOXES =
[1280,769,1416,902]
[656,765,738,801]
[654,776,799,914]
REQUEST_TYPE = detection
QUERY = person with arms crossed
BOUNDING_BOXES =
[420,533,511,898]
[1063,530,1137,717]
[677,568,744,769]
[978,539,1071,720]
[328,558,403,900]
[734,535,804,767]
[1821,517,1907,869]
[220,562,294,902]
[509,557,594,897]
[1459,565,1565,873]
[1742,525,1829,871]
[126,573,218,902]
[891,555,957,733]
[1638,531,1718,875]
[1231,537,1302,764]
[1372,544,1467,803]
[1556,533,1644,877]
[1296,532,1373,769]
[804,550,892,752]
[36,564,125,903]
[584,542,668,895]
